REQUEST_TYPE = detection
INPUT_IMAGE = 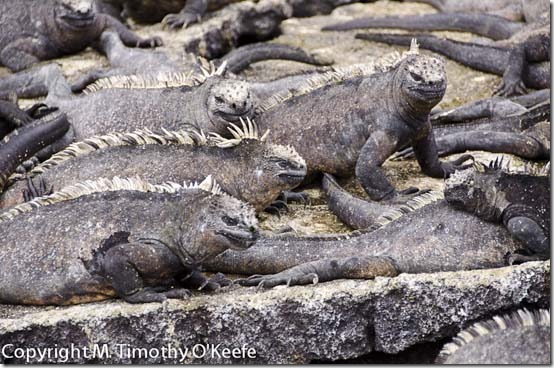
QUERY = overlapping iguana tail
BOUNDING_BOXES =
[0,113,70,192]
[218,43,333,74]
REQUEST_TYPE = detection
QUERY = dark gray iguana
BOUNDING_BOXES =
[0,0,162,72]
[1,61,254,160]
[0,119,307,212]
[0,176,259,305]
[252,41,471,203]
[435,308,550,364]
[354,25,550,96]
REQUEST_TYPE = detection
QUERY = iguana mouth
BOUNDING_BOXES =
[217,229,258,249]
[216,110,251,122]
[61,14,95,27]
[277,169,307,181]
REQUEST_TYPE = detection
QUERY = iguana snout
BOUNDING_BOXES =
[401,54,447,107]
[208,80,253,134]
[57,0,97,27]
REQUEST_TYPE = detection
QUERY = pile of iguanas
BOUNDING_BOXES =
[0,1,550,360]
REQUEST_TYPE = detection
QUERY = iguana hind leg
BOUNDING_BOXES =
[237,256,398,288]
[162,0,208,29]
[102,241,190,303]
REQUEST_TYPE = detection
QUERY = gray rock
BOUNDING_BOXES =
[0,261,548,363]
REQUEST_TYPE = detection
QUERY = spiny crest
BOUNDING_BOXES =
[7,129,198,183]
[368,190,445,231]
[83,59,226,93]
[267,143,307,168]
[435,309,550,364]
[468,156,549,177]
[0,175,225,224]
[257,50,414,114]
[208,117,270,148]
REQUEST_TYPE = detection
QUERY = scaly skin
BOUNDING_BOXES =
[202,199,522,286]
[404,0,527,21]
[355,25,550,96]
[254,49,471,202]
[0,0,161,72]
[436,309,550,364]
[0,177,259,305]
[445,161,550,261]
[1,128,307,211]
[0,99,34,139]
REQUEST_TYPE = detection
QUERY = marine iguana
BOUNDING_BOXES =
[0,98,34,139]
[201,187,522,287]
[252,41,471,202]
[392,102,551,160]
[355,26,550,96]
[1,119,307,212]
[444,159,550,263]
[404,0,530,21]
[0,0,162,72]
[435,308,550,364]
[0,113,70,193]
[1,62,254,158]
[0,175,259,305]
[70,31,331,93]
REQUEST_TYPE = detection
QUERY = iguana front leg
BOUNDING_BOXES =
[102,15,163,48]
[237,256,398,288]
[102,241,192,303]
[412,125,473,178]
[356,130,421,202]
[0,38,49,72]
[495,44,527,97]
[162,0,208,29]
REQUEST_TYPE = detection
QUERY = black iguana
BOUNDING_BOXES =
[0,0,162,72]
[1,119,307,212]
[444,158,550,263]
[404,0,534,21]
[251,40,471,203]
[435,308,550,364]
[0,175,259,305]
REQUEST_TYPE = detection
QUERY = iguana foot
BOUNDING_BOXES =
[135,36,163,48]
[237,271,319,289]
[391,146,416,161]
[279,191,311,205]
[163,288,192,299]
[383,187,431,205]
[123,287,170,303]
[440,154,474,177]
[23,177,53,202]
[264,200,289,217]
[494,79,527,97]
[162,12,200,29]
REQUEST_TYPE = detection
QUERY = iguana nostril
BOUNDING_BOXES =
[232,103,237,109]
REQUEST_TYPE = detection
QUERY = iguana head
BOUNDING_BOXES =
[444,160,506,222]
[397,53,447,111]
[180,189,259,263]
[56,0,97,29]
[206,79,253,135]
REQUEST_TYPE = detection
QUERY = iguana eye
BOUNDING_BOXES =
[222,216,238,226]
[215,96,225,103]
[410,72,423,82]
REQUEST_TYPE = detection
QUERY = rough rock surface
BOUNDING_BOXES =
[0,261,548,363]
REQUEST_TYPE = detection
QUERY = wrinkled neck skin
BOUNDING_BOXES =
[47,6,104,55]
[473,184,509,223]
[391,69,436,132]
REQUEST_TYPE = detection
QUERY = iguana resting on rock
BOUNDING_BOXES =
[0,176,259,305]
[251,41,471,202]
[1,62,254,160]
[70,31,331,93]
[355,25,550,96]
[436,309,550,364]
[0,0,162,72]
[445,159,550,263]
[202,182,522,287]
[0,113,70,193]
[1,119,307,212]
[392,102,550,160]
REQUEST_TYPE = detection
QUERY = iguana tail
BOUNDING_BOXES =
[219,43,332,74]
[0,113,70,192]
